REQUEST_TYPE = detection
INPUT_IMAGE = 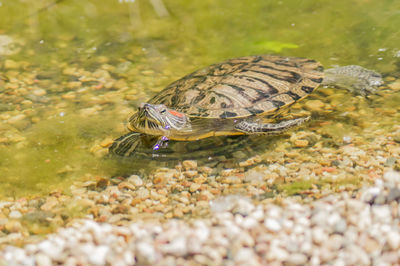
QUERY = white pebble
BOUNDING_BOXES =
[287,253,308,265]
[37,240,63,260]
[250,207,265,221]
[264,218,281,232]
[234,248,258,265]
[159,236,187,256]
[383,171,400,184]
[241,217,258,229]
[8,210,22,219]
[267,246,289,261]
[127,175,143,186]
[387,232,400,250]
[35,253,52,266]
[87,245,109,266]
[312,227,328,244]
[136,242,156,263]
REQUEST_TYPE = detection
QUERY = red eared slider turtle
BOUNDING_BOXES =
[110,55,382,156]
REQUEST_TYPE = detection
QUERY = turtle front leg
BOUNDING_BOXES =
[109,132,143,157]
[235,117,309,134]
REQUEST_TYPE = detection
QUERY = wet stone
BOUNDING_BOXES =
[394,133,400,143]
[384,157,397,167]
[294,139,309,148]
[387,188,400,202]
[304,99,325,111]
[4,59,21,69]
[182,160,197,171]
[8,210,22,219]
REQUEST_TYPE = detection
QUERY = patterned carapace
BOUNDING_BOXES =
[149,55,324,119]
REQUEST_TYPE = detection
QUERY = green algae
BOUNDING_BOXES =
[279,176,362,197]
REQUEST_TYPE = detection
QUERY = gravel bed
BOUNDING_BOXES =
[0,42,399,266]
[1,170,400,265]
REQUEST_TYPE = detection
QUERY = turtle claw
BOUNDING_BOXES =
[153,136,169,150]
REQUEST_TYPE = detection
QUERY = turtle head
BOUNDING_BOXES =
[128,103,189,135]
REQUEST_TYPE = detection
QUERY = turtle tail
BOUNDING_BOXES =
[109,132,142,157]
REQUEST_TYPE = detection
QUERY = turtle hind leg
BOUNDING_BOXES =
[235,117,309,134]
[323,65,383,96]
[109,132,143,157]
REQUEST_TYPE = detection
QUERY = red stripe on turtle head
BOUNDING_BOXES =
[168,110,184,118]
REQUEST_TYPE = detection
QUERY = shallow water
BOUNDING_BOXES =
[0,0,399,198]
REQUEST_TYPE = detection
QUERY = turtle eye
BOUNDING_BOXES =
[160,108,166,114]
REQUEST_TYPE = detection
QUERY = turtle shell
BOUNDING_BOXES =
[148,55,324,119]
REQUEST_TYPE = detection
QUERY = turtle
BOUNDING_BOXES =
[109,55,382,156]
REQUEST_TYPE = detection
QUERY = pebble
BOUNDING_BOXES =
[182,160,197,170]
[5,220,22,233]
[394,133,400,143]
[388,80,400,90]
[383,171,400,183]
[264,218,281,232]
[136,188,150,200]
[304,99,325,111]
[294,139,309,148]
[7,114,26,125]
[287,253,308,265]
[32,89,47,96]
[127,175,143,187]
[189,183,201,192]
[40,198,58,211]
[4,59,20,69]
[8,211,22,219]
[387,188,400,202]
[0,52,398,266]
[1,171,400,264]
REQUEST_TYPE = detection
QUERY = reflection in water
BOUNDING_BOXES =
[109,133,279,175]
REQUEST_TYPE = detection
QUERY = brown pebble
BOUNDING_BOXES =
[220,169,240,177]
[153,174,166,184]
[173,209,184,218]
[193,176,207,184]
[130,198,142,206]
[239,155,262,167]
[96,178,109,189]
[305,99,325,111]
[164,212,173,219]
[100,138,114,148]
[190,183,201,192]
[198,166,213,175]
[40,197,58,211]
[197,190,214,201]
[5,220,23,233]
[183,170,198,178]
[294,139,309,148]
[66,81,82,89]
[388,81,400,91]
[118,182,136,191]
[62,92,76,100]
[32,89,47,96]
[221,175,243,184]
[7,114,26,125]
[182,160,198,170]
[4,59,20,69]
[111,204,130,214]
